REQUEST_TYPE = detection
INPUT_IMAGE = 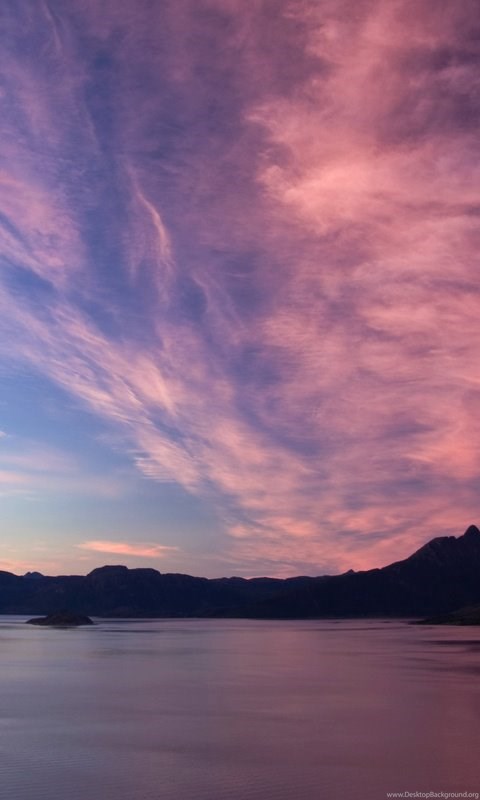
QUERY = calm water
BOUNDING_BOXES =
[0,617,479,800]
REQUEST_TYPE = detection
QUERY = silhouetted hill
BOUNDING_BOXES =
[1,525,480,618]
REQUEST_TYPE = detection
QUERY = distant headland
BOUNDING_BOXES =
[415,605,480,626]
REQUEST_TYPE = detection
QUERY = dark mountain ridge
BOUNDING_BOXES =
[1,525,480,618]
[242,524,480,619]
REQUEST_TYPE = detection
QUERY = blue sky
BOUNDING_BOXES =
[1,0,479,576]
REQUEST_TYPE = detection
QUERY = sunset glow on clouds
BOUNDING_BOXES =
[78,541,179,559]
[1,0,479,576]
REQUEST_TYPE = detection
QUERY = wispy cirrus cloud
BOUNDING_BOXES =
[0,435,127,498]
[0,1,479,575]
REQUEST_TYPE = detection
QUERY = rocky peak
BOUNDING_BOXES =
[463,524,480,539]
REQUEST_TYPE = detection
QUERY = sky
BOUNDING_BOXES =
[0,0,479,578]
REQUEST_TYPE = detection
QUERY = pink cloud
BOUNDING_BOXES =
[0,470,30,487]
[77,540,179,558]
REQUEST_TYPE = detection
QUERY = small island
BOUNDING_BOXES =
[26,612,94,627]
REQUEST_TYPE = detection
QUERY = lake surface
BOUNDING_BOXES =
[0,617,479,800]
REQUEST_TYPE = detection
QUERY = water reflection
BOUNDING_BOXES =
[0,618,479,800]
